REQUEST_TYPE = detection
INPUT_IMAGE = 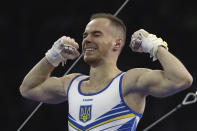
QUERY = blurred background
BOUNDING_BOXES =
[1,0,197,130]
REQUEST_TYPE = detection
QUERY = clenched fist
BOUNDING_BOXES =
[45,36,80,67]
[129,29,168,61]
[58,36,80,60]
[129,29,150,53]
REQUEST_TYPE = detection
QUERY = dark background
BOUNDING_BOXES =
[1,0,197,131]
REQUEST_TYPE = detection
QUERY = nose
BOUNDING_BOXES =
[83,35,92,44]
[82,35,92,49]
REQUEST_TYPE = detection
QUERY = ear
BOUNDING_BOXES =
[113,39,123,51]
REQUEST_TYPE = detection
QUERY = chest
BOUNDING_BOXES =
[68,77,122,121]
[80,82,109,94]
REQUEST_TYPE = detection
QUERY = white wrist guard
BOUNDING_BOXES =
[45,39,67,67]
[141,33,168,61]
[45,36,78,67]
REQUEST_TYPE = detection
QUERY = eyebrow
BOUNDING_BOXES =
[83,30,102,36]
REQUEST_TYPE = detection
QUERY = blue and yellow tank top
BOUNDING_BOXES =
[67,72,142,131]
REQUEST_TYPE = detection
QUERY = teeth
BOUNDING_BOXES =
[85,48,95,51]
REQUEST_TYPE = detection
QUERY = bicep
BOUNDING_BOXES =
[22,76,67,104]
[138,70,179,97]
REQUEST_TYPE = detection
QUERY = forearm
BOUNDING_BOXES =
[20,57,55,92]
[157,46,193,85]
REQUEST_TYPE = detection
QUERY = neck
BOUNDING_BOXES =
[88,61,121,86]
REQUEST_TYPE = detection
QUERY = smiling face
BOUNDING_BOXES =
[82,18,118,66]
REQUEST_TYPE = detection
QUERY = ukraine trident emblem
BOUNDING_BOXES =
[79,105,92,123]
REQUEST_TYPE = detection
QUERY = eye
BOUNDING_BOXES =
[94,33,100,37]
[83,33,87,39]
[93,32,101,37]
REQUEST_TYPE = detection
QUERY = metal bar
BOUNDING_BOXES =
[142,104,183,131]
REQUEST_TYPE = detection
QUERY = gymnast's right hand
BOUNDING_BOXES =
[45,36,80,67]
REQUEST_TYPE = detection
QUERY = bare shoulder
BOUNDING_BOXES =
[124,68,152,81]
[121,68,151,113]
[122,68,152,91]
[62,73,81,95]
[62,73,81,80]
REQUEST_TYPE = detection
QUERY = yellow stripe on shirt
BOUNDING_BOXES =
[68,121,83,131]
[86,113,136,131]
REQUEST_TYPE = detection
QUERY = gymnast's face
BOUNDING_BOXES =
[82,18,117,66]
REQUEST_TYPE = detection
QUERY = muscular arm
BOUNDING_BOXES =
[20,57,64,104]
[149,46,193,96]
[125,46,193,97]
[20,36,80,104]
[20,57,77,104]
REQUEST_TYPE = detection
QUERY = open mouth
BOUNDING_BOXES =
[84,47,97,54]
